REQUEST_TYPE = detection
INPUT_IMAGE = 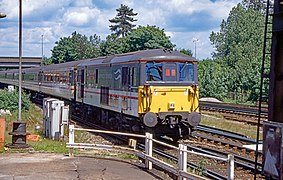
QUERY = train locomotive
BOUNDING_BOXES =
[0,49,200,141]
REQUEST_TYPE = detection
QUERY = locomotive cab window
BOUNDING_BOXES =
[146,62,162,81]
[179,63,194,82]
[145,61,195,83]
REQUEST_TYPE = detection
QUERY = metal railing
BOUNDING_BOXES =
[67,125,234,180]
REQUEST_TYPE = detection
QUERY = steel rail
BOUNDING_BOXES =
[196,125,259,144]
[200,101,268,116]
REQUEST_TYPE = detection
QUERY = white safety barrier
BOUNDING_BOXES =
[67,125,234,180]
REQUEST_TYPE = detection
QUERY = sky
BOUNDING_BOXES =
[0,0,241,60]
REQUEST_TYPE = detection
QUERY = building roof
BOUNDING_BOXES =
[0,57,42,68]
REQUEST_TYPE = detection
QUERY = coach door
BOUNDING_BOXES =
[69,69,75,100]
[80,69,85,98]
[121,67,130,110]
[77,68,85,100]
[100,86,109,105]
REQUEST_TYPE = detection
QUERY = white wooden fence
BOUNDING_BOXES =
[66,125,234,180]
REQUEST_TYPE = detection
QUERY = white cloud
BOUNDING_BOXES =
[63,7,101,27]
[136,7,166,27]
[71,0,93,7]
[0,0,242,59]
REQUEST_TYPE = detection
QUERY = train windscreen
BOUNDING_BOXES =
[145,62,194,82]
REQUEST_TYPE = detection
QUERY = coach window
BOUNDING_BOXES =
[131,67,137,86]
[95,69,98,84]
[69,71,73,85]
[39,72,43,82]
[22,73,25,81]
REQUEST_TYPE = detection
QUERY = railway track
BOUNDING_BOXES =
[71,111,265,179]
[34,96,266,179]
[200,101,268,125]
[184,124,264,179]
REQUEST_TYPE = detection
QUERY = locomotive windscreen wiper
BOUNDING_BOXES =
[152,61,162,80]
[180,62,188,74]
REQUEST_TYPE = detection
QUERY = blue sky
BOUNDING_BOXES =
[0,0,241,60]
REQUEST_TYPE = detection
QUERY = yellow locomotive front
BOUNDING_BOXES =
[138,59,200,140]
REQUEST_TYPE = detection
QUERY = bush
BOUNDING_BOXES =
[0,88,30,112]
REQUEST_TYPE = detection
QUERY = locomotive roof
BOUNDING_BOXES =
[111,49,197,63]
[22,66,41,73]
[78,49,197,67]
[41,59,90,71]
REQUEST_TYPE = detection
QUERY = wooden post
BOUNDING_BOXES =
[0,118,5,148]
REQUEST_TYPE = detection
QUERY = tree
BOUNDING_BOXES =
[109,4,138,38]
[100,34,127,56]
[50,32,101,64]
[198,59,230,100]
[179,48,193,56]
[125,25,175,52]
[208,1,265,102]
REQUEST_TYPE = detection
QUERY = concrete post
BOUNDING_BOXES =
[69,125,74,157]
[227,154,234,180]
[145,132,153,170]
[178,144,187,180]
[182,145,187,180]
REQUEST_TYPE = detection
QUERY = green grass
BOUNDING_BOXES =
[1,104,70,153]
[28,138,69,153]
[201,113,263,140]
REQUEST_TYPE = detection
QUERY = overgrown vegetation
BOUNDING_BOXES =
[0,90,70,153]
[0,88,30,112]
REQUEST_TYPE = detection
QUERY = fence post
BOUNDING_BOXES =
[69,125,74,157]
[178,144,187,180]
[178,144,183,180]
[182,145,187,180]
[145,132,153,170]
[227,154,234,180]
